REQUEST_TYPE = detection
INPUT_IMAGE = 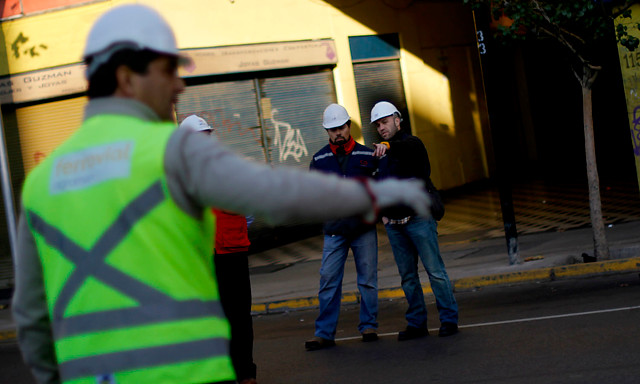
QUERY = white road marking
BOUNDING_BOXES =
[455,305,640,330]
[335,305,640,342]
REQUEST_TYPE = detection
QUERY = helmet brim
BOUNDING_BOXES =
[370,113,394,124]
[323,118,350,129]
[177,53,193,68]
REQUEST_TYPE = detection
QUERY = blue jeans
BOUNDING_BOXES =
[315,229,378,340]
[385,216,458,328]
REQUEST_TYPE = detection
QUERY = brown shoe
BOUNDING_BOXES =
[305,336,336,351]
[361,328,379,342]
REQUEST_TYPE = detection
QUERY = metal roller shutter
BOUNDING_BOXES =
[176,80,265,163]
[176,80,276,244]
[176,69,336,244]
[353,60,410,146]
[256,70,336,241]
[259,69,336,170]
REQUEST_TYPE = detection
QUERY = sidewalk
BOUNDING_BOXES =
[2,220,640,342]
[247,220,640,313]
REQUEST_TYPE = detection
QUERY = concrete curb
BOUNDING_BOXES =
[2,258,638,341]
[454,257,640,291]
[251,257,640,315]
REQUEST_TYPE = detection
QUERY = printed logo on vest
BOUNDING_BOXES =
[50,141,134,195]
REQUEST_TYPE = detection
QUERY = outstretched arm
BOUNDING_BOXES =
[165,129,431,225]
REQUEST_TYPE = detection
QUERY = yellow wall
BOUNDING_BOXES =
[0,0,490,190]
[0,1,112,75]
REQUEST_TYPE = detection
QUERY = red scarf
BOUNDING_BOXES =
[329,136,355,155]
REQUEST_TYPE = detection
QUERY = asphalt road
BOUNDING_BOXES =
[253,273,640,384]
[3,273,640,384]
[0,340,32,384]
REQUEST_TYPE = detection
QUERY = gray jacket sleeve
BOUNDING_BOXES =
[12,210,60,384]
[164,128,373,224]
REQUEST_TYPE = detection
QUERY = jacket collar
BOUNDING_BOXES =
[389,130,410,142]
[329,136,356,155]
[84,97,162,122]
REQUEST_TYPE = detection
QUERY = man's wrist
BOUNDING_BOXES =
[379,141,390,149]
[355,177,379,225]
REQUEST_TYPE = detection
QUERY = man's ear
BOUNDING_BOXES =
[114,65,136,97]
[394,116,402,130]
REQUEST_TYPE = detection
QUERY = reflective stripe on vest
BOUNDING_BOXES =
[59,338,227,380]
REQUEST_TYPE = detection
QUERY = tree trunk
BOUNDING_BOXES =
[581,72,610,260]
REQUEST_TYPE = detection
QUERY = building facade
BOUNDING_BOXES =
[0,0,491,259]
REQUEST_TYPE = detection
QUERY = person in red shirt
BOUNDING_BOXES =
[181,115,257,384]
[213,208,256,384]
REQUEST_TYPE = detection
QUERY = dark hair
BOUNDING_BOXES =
[86,49,162,99]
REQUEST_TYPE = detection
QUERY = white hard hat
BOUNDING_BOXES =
[322,103,351,129]
[180,115,212,132]
[370,101,402,123]
[83,4,189,77]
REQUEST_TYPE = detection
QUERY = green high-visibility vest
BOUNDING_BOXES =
[21,114,234,384]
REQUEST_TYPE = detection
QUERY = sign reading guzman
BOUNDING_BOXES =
[0,64,87,104]
[179,39,338,78]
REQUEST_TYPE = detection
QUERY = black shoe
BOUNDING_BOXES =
[361,328,379,342]
[398,326,429,341]
[438,322,459,337]
[305,337,336,351]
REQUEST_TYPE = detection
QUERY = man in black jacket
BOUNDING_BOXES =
[371,101,459,339]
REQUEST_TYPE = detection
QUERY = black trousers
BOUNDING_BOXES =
[214,251,257,381]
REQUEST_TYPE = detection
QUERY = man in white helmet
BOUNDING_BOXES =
[371,101,459,340]
[305,104,380,351]
[12,4,431,383]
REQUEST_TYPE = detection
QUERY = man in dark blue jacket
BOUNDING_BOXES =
[305,104,380,351]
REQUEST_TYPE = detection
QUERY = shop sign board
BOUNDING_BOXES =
[179,39,337,78]
[0,40,338,105]
[0,64,86,104]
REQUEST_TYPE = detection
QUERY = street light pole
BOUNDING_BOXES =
[472,5,522,265]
